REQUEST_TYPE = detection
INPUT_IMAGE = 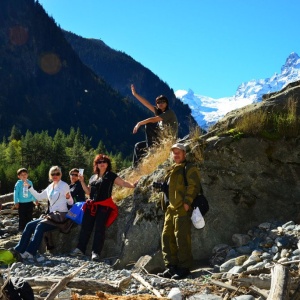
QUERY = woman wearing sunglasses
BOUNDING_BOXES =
[131,84,178,167]
[13,166,73,259]
[70,154,138,261]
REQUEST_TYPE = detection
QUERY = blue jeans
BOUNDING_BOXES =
[14,219,56,255]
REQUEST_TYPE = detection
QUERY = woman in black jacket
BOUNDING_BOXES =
[70,154,138,261]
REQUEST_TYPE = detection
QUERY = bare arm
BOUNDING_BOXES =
[114,176,138,188]
[131,84,155,113]
[78,174,91,196]
[133,116,163,134]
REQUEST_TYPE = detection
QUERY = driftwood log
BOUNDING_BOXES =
[267,264,290,300]
[45,262,88,300]
[0,209,18,215]
[249,285,268,299]
[0,193,13,205]
[0,276,131,294]
[131,273,162,297]
[235,274,300,290]
[209,279,239,292]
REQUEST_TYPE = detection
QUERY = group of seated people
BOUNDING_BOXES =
[13,158,138,262]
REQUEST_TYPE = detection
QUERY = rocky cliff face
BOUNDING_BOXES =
[112,80,300,266]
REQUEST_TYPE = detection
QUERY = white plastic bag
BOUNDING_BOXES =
[191,207,205,229]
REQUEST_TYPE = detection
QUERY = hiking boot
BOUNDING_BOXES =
[70,248,84,257]
[157,265,177,278]
[91,252,100,261]
[171,267,191,280]
[20,251,33,259]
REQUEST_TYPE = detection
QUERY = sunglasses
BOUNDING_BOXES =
[51,172,61,176]
[96,160,107,164]
[70,173,78,177]
[156,100,166,104]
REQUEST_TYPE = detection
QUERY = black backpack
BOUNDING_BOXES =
[183,163,209,216]
[3,278,34,300]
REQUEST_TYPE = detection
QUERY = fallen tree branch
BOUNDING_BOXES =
[45,262,89,300]
[209,279,239,292]
[131,273,162,297]
[281,260,300,265]
[0,209,18,215]
[235,274,272,289]
[249,285,268,299]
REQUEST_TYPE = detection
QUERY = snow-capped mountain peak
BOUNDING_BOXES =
[281,52,300,73]
[176,52,300,130]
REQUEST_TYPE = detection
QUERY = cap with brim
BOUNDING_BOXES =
[171,143,186,151]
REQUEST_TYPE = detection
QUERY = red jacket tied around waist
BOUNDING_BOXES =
[83,197,118,227]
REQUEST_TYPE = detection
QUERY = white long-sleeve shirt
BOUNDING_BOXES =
[29,180,73,213]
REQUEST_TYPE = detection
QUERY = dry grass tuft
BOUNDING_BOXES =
[235,109,268,135]
[181,124,205,164]
[112,134,175,202]
[233,96,300,138]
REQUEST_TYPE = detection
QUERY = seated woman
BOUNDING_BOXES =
[14,166,73,259]
[69,168,86,204]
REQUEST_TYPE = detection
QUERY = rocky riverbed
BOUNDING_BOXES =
[1,202,300,299]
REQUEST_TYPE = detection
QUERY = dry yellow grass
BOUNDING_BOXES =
[234,96,300,138]
[112,136,174,202]
[112,124,205,202]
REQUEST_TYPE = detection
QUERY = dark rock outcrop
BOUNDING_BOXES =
[114,81,300,266]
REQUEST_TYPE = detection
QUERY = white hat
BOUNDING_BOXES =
[171,143,186,151]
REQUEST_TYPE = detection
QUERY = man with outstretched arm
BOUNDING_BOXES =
[131,84,178,166]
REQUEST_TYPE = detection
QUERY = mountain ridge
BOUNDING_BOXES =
[0,0,193,157]
[176,52,300,130]
[63,30,194,138]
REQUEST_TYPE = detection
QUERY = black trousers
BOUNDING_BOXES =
[18,202,34,231]
[77,205,112,255]
[133,123,159,166]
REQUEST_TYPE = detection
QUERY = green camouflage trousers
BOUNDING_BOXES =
[161,206,192,268]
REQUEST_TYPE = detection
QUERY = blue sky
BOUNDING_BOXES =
[38,0,300,98]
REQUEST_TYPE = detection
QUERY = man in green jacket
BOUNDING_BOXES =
[158,143,201,279]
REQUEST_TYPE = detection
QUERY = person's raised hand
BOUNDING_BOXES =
[78,174,85,182]
[133,123,140,134]
[131,84,136,96]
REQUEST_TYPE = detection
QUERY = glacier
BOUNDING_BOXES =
[176,52,300,130]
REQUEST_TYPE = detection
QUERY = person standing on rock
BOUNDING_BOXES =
[13,166,73,259]
[70,154,138,261]
[131,84,178,167]
[157,143,201,279]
